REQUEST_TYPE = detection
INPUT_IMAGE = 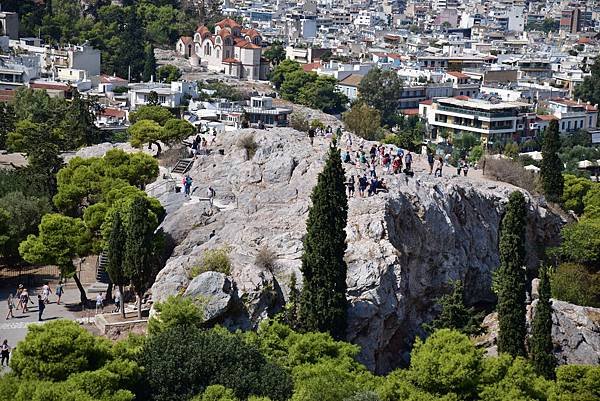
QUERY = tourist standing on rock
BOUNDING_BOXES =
[42,282,52,304]
[183,175,193,196]
[208,186,216,206]
[6,294,14,320]
[96,293,104,314]
[1,340,10,367]
[37,295,45,321]
[427,152,435,175]
[404,151,413,173]
[435,156,444,177]
[463,161,469,177]
[308,127,315,145]
[358,174,368,197]
[346,175,355,197]
[55,281,64,305]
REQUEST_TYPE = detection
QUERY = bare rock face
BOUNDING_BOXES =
[184,271,234,322]
[149,128,564,373]
[478,300,600,365]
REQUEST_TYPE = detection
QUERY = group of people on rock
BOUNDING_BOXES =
[307,125,342,145]
[337,132,475,197]
[191,129,217,158]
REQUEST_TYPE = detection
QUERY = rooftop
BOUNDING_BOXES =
[437,97,531,111]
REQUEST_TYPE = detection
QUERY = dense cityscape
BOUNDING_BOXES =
[0,1,599,400]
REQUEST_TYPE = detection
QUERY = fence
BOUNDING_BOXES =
[0,265,61,288]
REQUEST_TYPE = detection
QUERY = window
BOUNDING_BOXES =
[567,121,571,130]
[590,116,593,126]
[159,96,166,104]
[562,121,565,130]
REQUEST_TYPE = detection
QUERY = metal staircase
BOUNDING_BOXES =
[172,158,194,174]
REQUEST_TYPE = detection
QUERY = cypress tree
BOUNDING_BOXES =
[123,196,161,319]
[529,266,557,379]
[299,145,349,339]
[541,120,564,203]
[497,191,527,357]
[106,211,128,319]
[143,43,156,82]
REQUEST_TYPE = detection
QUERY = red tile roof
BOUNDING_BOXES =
[100,108,126,118]
[302,62,321,72]
[419,100,433,105]
[216,18,241,29]
[400,108,419,116]
[454,95,470,100]
[447,71,469,79]
[235,39,260,49]
[222,58,240,64]
[179,36,193,45]
[30,82,70,91]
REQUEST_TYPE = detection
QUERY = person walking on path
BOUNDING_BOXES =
[183,175,193,196]
[15,284,23,311]
[113,288,121,313]
[42,282,52,304]
[55,281,64,305]
[37,295,45,321]
[96,293,104,314]
[434,156,444,177]
[308,127,315,146]
[6,294,14,320]
[21,289,33,313]
[1,340,10,367]
[346,175,355,197]
[462,161,469,176]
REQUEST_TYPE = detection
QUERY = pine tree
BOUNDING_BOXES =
[541,120,564,203]
[123,196,162,319]
[64,88,100,147]
[529,266,557,379]
[106,211,128,319]
[299,145,349,339]
[496,191,528,357]
[424,280,484,336]
[143,43,156,82]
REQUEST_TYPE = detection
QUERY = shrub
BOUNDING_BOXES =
[290,112,309,132]
[190,246,232,277]
[238,134,258,159]
[555,218,600,267]
[10,320,113,381]
[255,246,277,271]
[552,263,600,308]
[484,157,539,194]
[139,326,293,401]
[148,296,205,335]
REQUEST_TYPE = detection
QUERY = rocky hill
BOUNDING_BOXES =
[148,127,570,373]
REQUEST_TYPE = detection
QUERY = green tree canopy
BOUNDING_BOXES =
[157,65,182,83]
[270,59,302,89]
[358,68,403,125]
[263,41,286,65]
[19,214,91,303]
[10,320,113,381]
[574,55,600,108]
[343,103,382,141]
[562,175,596,215]
[147,295,204,335]
[129,105,174,125]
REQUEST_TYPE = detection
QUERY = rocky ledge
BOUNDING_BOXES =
[148,127,571,373]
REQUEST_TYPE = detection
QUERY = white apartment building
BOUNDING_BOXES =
[128,81,197,110]
[546,99,598,133]
[420,97,534,145]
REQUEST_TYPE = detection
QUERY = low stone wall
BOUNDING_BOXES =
[95,312,148,340]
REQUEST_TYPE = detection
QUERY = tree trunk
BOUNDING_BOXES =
[72,274,88,307]
[136,293,142,320]
[119,285,126,319]
[106,282,113,303]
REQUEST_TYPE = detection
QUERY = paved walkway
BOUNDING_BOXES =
[0,281,94,349]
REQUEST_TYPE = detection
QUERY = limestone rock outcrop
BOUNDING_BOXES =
[478,300,600,365]
[148,128,567,373]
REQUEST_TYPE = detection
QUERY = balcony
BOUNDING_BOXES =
[437,105,516,118]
